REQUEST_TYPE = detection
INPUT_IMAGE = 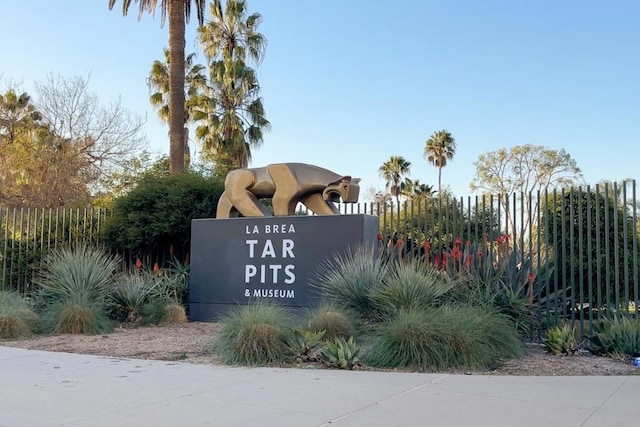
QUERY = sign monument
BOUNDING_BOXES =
[189,163,379,321]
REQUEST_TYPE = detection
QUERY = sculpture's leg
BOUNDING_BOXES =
[267,164,299,216]
[301,193,340,215]
[216,192,233,219]
[225,169,272,217]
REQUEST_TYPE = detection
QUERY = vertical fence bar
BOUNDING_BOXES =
[551,188,559,326]
[622,183,630,313]
[490,195,496,266]
[633,181,639,318]
[586,186,594,333]
[1,208,7,291]
[604,184,611,313]
[17,208,24,293]
[560,188,568,323]
[568,188,576,326]
[613,182,620,311]
[577,187,584,337]
[25,208,32,294]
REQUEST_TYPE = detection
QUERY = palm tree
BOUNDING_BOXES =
[424,129,456,195]
[108,0,206,175]
[198,0,266,66]
[402,178,435,199]
[147,48,207,165]
[193,60,269,174]
[378,155,411,209]
[0,89,43,147]
[195,0,268,175]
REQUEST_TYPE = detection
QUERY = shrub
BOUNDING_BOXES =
[365,306,524,371]
[588,314,640,357]
[307,304,358,340]
[35,245,119,334]
[0,291,38,339]
[372,260,453,315]
[319,336,361,370]
[214,302,292,365]
[544,323,579,355]
[102,172,224,258]
[310,245,387,317]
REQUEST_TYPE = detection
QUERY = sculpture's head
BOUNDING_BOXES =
[323,176,361,203]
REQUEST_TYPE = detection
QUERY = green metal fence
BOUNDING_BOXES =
[0,207,110,294]
[2,181,638,335]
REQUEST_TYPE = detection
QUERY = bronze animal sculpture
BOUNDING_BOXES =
[216,163,361,218]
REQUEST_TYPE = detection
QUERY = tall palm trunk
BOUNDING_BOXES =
[438,166,442,195]
[168,0,186,174]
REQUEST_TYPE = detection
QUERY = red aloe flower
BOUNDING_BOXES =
[454,237,462,247]
[423,241,431,253]
[443,252,450,264]
[135,258,142,269]
[397,238,404,248]
[452,247,462,261]
[528,273,535,283]
[153,262,160,273]
[464,254,474,268]
[377,233,383,241]
[477,250,483,259]
[434,254,442,268]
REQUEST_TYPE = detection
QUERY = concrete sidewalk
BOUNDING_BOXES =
[1,346,638,427]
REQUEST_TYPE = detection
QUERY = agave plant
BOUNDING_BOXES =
[319,336,361,370]
[286,328,326,362]
[544,324,579,355]
[588,314,640,357]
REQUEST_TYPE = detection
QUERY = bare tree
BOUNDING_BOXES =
[470,144,584,242]
[34,74,147,183]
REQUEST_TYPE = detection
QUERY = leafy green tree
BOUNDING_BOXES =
[194,0,269,177]
[424,129,456,195]
[108,0,207,175]
[378,156,411,209]
[539,183,639,309]
[471,144,584,243]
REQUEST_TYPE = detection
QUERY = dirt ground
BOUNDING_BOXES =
[2,322,638,376]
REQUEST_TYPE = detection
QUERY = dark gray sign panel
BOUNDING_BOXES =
[189,214,379,321]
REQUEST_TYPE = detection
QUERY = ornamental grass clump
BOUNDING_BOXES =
[365,305,524,371]
[307,304,358,340]
[36,244,119,334]
[215,302,292,365]
[371,260,454,315]
[110,270,163,324]
[0,291,39,339]
[310,245,387,317]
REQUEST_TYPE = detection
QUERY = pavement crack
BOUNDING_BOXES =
[578,377,628,427]
[316,381,435,426]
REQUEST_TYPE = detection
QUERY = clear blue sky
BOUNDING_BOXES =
[1,0,638,199]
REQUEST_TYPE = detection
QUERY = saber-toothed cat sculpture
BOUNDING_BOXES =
[216,163,361,218]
